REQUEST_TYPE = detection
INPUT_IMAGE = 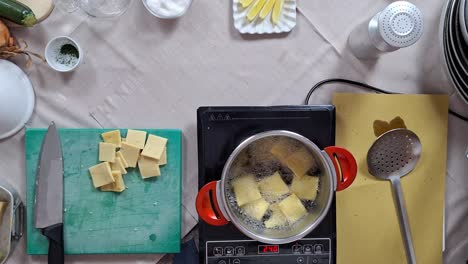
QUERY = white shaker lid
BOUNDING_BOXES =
[0,60,35,139]
[378,1,423,48]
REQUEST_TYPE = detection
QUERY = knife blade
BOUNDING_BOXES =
[34,121,64,264]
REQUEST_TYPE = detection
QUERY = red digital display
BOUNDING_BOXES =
[258,245,279,254]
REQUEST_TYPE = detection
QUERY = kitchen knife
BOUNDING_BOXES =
[34,122,64,264]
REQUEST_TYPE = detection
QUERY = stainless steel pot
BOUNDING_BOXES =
[0,178,24,264]
[196,130,357,244]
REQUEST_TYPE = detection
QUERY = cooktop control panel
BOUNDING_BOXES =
[206,238,331,264]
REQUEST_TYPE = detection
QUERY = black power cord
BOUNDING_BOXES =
[305,78,468,122]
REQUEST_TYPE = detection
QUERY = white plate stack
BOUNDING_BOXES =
[441,0,468,103]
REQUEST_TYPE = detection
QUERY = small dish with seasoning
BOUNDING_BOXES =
[45,36,82,72]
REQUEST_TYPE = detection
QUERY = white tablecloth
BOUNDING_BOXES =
[1,0,468,263]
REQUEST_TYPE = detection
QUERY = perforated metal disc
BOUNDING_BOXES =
[379,1,424,48]
[367,129,422,180]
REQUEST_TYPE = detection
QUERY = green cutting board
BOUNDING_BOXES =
[25,129,182,254]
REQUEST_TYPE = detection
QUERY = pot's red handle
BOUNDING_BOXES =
[196,181,229,226]
[324,146,357,191]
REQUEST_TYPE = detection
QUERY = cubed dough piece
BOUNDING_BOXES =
[111,157,128,175]
[286,147,316,177]
[126,129,147,149]
[258,172,289,200]
[101,130,121,147]
[101,171,125,192]
[265,204,288,228]
[99,142,116,162]
[0,201,7,223]
[120,142,141,168]
[138,156,161,178]
[270,138,293,163]
[232,174,262,207]
[278,194,307,224]
[291,175,319,200]
[116,151,129,168]
[141,135,167,160]
[242,198,269,220]
[158,148,167,166]
[89,162,115,188]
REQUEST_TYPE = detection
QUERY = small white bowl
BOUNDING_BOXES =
[142,0,193,19]
[45,36,82,72]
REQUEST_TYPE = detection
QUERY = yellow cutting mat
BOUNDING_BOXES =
[333,94,448,264]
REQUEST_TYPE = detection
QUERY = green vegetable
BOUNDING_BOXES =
[0,0,37,27]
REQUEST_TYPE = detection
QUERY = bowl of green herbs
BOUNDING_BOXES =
[45,36,82,72]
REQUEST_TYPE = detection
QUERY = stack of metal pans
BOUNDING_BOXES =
[442,0,468,103]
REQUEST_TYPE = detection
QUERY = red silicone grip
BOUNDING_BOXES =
[196,181,229,226]
[324,146,358,191]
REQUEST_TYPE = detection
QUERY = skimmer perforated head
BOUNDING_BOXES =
[378,1,423,48]
[367,129,422,180]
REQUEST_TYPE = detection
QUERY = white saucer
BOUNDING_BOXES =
[0,60,35,139]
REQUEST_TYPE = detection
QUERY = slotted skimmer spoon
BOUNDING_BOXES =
[367,128,422,264]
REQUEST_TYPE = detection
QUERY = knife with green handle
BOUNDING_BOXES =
[34,122,64,264]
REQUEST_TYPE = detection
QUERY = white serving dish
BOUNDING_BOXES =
[0,60,35,139]
[233,0,296,34]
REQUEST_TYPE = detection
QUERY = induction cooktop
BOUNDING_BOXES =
[197,106,336,264]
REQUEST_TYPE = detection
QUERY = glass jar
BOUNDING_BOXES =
[80,0,132,18]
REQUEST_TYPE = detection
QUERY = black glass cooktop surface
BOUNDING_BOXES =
[197,106,336,264]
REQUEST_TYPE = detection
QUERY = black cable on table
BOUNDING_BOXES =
[304,78,468,122]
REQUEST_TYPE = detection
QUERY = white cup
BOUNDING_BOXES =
[45,36,82,72]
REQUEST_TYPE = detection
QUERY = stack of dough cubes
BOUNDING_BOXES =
[232,138,320,229]
[88,129,168,193]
